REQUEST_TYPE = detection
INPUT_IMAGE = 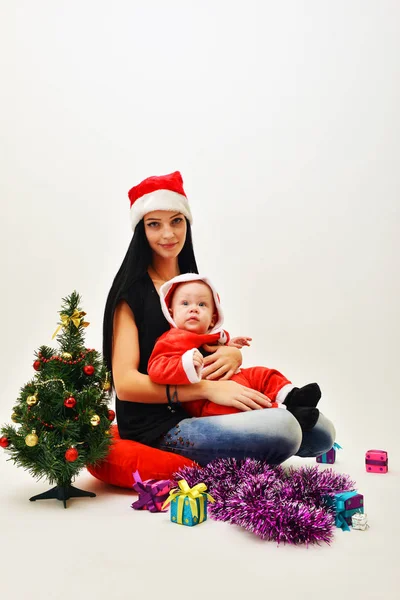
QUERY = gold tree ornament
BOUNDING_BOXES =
[90,415,100,427]
[102,372,111,391]
[62,352,72,360]
[26,394,38,406]
[11,413,19,423]
[25,430,39,447]
[52,310,90,339]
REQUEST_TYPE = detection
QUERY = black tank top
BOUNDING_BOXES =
[116,272,188,445]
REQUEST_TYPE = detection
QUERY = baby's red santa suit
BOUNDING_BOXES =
[148,273,230,385]
[149,274,322,427]
[147,274,298,419]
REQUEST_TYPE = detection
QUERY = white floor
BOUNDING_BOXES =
[1,439,398,600]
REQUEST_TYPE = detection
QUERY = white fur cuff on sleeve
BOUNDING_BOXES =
[182,348,202,383]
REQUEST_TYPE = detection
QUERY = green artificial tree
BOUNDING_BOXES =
[0,291,113,508]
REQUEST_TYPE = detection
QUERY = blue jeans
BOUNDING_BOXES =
[155,409,336,466]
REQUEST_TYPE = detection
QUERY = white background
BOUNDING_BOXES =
[1,2,399,598]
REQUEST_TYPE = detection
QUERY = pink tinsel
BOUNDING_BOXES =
[173,460,355,545]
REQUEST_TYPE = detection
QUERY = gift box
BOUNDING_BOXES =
[131,470,172,512]
[317,442,342,464]
[365,449,388,473]
[162,479,215,527]
[352,512,369,531]
[325,491,364,531]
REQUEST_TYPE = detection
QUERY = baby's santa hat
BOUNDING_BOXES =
[128,171,193,232]
[159,273,228,344]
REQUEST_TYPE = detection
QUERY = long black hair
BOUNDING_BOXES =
[102,218,198,371]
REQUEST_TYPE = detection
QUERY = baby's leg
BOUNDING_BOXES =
[183,399,210,418]
[184,371,263,418]
[193,369,292,417]
[239,366,292,406]
[183,370,320,422]
[241,367,320,431]
[245,367,321,409]
[183,396,241,418]
[196,403,240,417]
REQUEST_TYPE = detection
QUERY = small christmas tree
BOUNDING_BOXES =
[0,291,113,508]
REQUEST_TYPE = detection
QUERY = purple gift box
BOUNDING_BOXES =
[325,490,364,530]
[342,493,364,525]
[317,448,336,464]
[131,470,173,513]
[317,442,342,464]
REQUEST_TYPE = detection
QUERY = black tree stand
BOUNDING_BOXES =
[30,484,96,508]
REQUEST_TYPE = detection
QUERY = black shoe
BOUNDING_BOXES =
[283,383,321,410]
[289,406,320,432]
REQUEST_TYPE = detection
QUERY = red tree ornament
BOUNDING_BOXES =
[64,396,77,409]
[33,360,41,371]
[107,409,115,421]
[65,448,79,462]
[83,365,95,376]
[0,436,10,448]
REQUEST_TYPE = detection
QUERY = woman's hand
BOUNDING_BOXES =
[203,380,273,411]
[201,344,242,380]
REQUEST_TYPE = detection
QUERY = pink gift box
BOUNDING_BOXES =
[365,449,388,473]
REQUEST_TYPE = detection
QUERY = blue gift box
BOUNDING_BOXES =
[163,480,215,527]
[170,495,208,527]
[325,491,364,531]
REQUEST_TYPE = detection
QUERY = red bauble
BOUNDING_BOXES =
[107,409,115,421]
[83,365,95,376]
[64,396,77,409]
[33,360,41,371]
[0,436,10,448]
[65,448,79,462]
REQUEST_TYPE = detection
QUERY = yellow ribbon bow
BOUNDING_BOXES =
[52,310,90,339]
[162,479,215,523]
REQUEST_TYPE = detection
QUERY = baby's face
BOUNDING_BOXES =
[170,281,216,334]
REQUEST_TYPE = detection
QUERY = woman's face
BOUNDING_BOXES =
[144,210,187,259]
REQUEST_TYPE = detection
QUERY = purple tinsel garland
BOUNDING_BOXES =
[173,459,355,545]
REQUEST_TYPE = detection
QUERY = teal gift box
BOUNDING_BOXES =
[325,491,364,531]
[162,479,215,527]
[171,495,208,526]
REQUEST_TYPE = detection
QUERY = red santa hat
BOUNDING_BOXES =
[159,273,228,343]
[128,171,193,232]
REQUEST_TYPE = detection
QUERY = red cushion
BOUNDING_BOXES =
[87,425,195,488]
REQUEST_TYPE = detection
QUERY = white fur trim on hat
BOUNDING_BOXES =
[130,190,193,232]
[160,273,225,340]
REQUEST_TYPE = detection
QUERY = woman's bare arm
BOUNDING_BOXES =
[111,300,210,403]
[112,301,272,410]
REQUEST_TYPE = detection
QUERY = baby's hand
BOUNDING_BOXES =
[193,349,204,370]
[228,336,252,349]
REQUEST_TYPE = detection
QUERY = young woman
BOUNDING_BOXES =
[103,171,335,466]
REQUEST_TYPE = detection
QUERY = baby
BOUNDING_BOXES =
[148,274,321,431]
